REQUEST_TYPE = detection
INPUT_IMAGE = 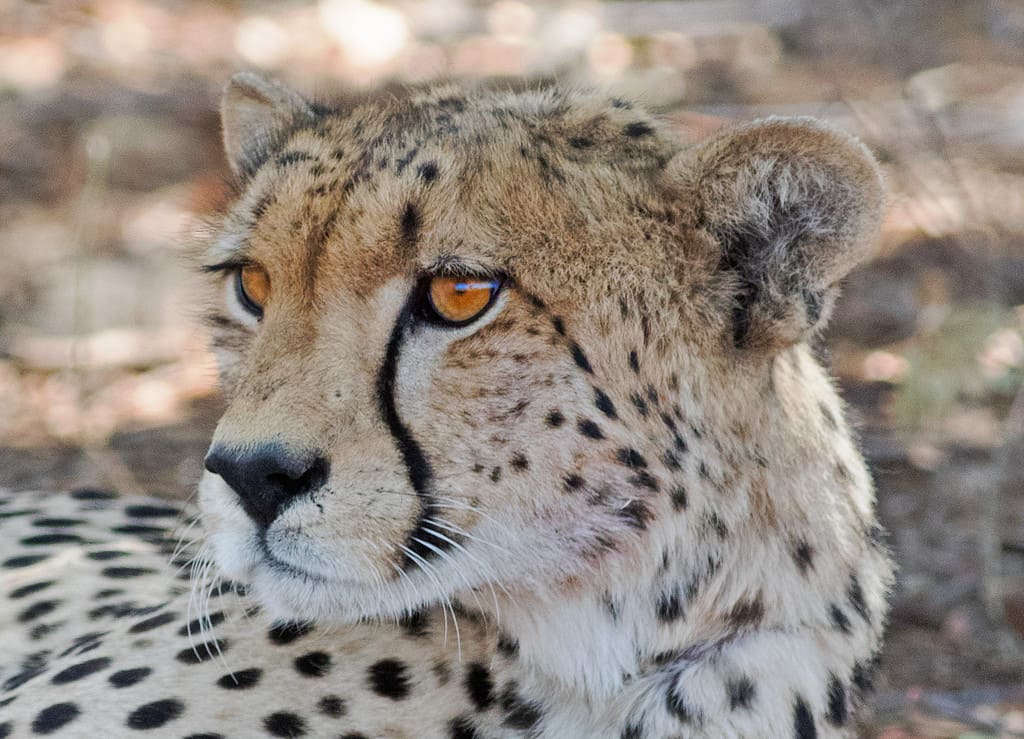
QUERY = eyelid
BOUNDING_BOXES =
[201,258,252,275]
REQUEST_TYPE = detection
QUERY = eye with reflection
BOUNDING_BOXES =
[420,275,503,327]
[236,265,271,318]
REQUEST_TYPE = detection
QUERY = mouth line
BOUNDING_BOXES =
[256,536,334,584]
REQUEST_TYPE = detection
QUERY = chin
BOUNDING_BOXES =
[247,560,436,625]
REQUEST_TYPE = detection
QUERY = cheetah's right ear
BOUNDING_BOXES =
[221,72,317,179]
[668,117,886,352]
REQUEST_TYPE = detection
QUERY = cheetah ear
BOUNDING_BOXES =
[221,72,317,179]
[671,117,886,351]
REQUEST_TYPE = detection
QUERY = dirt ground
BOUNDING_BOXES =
[2,1,1023,735]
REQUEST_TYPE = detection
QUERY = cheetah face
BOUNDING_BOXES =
[196,75,884,625]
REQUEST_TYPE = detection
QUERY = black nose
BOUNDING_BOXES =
[204,443,329,528]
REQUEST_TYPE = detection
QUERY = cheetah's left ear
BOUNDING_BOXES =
[670,117,886,351]
[221,72,317,179]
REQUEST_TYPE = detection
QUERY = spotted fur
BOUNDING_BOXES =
[0,74,893,737]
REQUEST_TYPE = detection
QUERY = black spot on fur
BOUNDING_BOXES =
[400,202,420,248]
[563,474,585,492]
[127,612,176,634]
[217,668,261,689]
[727,675,756,710]
[294,651,331,677]
[87,550,129,561]
[569,137,593,149]
[577,419,604,440]
[109,668,151,688]
[18,599,60,622]
[624,122,654,137]
[109,524,166,538]
[399,609,431,638]
[665,685,695,723]
[9,581,54,599]
[616,448,647,469]
[20,533,85,546]
[70,488,116,500]
[704,511,728,539]
[509,453,529,471]
[851,655,879,694]
[727,595,764,629]
[276,151,314,167]
[51,657,110,685]
[418,162,439,182]
[594,388,618,418]
[628,350,640,373]
[0,509,39,520]
[848,575,869,622]
[263,712,306,737]
[570,343,593,373]
[497,634,519,657]
[251,194,273,219]
[621,722,644,739]
[794,540,815,575]
[32,517,85,527]
[178,611,225,636]
[618,500,652,530]
[631,471,660,492]
[268,622,314,645]
[449,716,482,739]
[127,699,184,730]
[829,604,851,635]
[656,590,684,622]
[31,702,80,734]
[545,410,565,427]
[826,675,847,726]
[3,554,49,568]
[318,695,347,718]
[630,392,649,417]
[123,504,180,518]
[368,659,411,700]
[395,146,420,174]
[670,485,688,511]
[464,663,495,710]
[490,466,502,483]
[794,696,817,739]
[101,566,156,578]
[500,684,542,730]
[175,640,227,664]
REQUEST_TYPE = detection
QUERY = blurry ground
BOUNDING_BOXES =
[2,1,1024,735]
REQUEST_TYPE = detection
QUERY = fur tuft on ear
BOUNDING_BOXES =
[221,72,317,178]
[672,116,885,351]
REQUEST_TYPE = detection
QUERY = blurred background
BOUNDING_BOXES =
[1,0,1023,735]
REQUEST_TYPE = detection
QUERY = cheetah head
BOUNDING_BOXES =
[197,73,884,626]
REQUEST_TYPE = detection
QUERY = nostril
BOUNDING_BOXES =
[204,443,329,527]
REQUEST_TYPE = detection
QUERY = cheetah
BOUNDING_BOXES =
[0,73,894,737]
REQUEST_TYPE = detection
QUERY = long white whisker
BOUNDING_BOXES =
[399,545,462,658]
[410,534,486,619]
[420,522,506,620]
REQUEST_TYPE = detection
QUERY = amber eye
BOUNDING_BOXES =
[236,264,270,317]
[425,276,501,326]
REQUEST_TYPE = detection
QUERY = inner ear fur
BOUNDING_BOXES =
[221,72,317,179]
[672,116,886,352]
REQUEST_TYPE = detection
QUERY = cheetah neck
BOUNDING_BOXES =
[496,587,649,700]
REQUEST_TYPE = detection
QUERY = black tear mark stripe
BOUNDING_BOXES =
[377,295,457,570]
